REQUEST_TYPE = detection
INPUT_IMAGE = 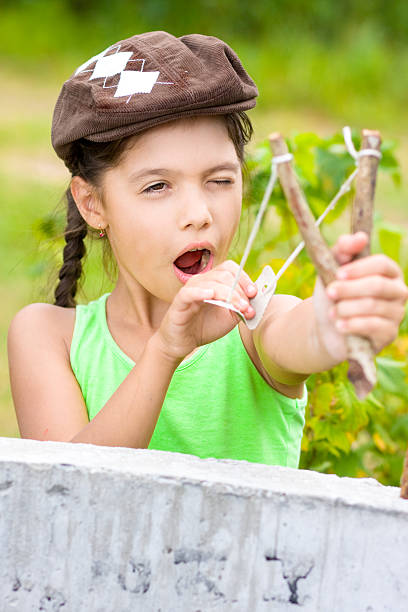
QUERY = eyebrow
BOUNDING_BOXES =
[128,162,241,183]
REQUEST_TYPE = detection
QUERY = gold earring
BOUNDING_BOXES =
[98,225,106,238]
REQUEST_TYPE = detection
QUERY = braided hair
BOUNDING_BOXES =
[54,189,88,308]
[54,112,253,307]
[54,137,134,307]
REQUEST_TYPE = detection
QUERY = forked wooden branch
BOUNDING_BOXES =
[269,132,378,399]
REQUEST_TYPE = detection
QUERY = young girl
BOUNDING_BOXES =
[8,31,408,468]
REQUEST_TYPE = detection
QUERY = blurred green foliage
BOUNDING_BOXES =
[1,0,407,44]
[1,1,408,127]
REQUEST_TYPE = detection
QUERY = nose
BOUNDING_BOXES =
[177,188,213,231]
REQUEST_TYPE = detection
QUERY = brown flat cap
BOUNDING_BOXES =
[51,31,258,165]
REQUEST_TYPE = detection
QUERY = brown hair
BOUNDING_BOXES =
[54,111,253,308]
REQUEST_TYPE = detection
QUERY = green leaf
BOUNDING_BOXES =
[378,223,403,264]
[332,430,351,453]
[293,132,322,148]
[376,357,408,397]
[390,414,408,439]
[313,382,335,416]
[309,460,333,473]
[315,147,354,193]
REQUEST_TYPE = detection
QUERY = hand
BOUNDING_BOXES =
[313,232,408,363]
[156,260,257,361]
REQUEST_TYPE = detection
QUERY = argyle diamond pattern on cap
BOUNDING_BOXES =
[75,44,173,103]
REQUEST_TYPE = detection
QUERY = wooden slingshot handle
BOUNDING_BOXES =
[269,131,380,399]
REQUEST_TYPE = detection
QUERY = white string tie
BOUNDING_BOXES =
[343,126,382,163]
[272,153,294,165]
[227,151,295,302]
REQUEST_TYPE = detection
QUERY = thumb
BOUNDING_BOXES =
[331,231,369,265]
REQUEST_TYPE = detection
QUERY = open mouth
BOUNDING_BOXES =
[173,248,213,282]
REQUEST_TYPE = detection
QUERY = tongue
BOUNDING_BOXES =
[175,250,203,269]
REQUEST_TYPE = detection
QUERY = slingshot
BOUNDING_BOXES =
[205,126,382,399]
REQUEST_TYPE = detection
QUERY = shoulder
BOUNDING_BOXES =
[8,302,76,357]
[8,302,91,442]
[239,293,304,399]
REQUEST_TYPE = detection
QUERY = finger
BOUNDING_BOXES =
[209,283,254,315]
[204,266,257,301]
[336,254,404,281]
[216,260,257,298]
[191,268,248,303]
[187,267,236,293]
[183,279,253,316]
[332,232,369,265]
[175,286,215,312]
[326,277,408,302]
[333,315,399,351]
[330,297,406,324]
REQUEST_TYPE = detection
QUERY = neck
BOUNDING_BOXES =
[108,274,170,332]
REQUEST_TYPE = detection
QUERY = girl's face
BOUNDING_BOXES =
[99,116,243,302]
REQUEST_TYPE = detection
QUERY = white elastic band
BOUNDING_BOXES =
[226,153,293,302]
[343,126,382,162]
[358,149,382,160]
[270,166,359,291]
[226,161,279,303]
[272,152,294,165]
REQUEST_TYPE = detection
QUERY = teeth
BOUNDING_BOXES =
[200,250,210,271]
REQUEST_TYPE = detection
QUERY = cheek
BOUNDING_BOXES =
[216,192,242,258]
[229,188,242,231]
[107,205,172,272]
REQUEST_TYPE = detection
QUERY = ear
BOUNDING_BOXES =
[70,176,108,230]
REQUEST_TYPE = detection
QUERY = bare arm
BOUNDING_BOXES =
[70,333,179,447]
[8,303,180,447]
[253,295,335,387]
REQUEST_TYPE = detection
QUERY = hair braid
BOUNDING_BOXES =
[54,188,88,308]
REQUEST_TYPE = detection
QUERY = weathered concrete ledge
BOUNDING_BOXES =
[0,436,407,611]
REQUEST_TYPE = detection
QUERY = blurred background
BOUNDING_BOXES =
[1,1,407,479]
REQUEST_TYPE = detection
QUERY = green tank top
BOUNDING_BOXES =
[70,293,307,467]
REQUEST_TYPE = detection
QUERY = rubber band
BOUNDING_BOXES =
[358,149,382,160]
[272,153,294,165]
[225,152,295,302]
[343,126,382,163]
[226,161,279,303]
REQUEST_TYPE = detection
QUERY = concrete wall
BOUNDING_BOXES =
[0,437,407,611]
